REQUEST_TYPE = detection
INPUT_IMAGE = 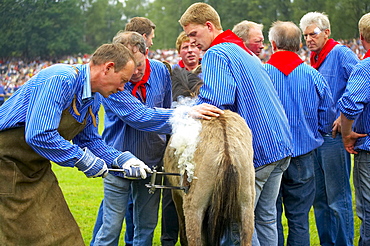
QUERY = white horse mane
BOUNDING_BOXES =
[170,97,202,182]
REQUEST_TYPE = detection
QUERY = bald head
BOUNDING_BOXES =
[269,21,301,52]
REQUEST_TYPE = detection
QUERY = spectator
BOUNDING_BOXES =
[0,83,6,106]
[300,11,360,245]
[232,20,265,58]
[179,3,293,245]
[264,20,335,245]
[172,31,202,74]
[125,17,156,49]
[123,16,156,246]
[338,12,370,246]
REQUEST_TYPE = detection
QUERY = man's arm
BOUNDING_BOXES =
[341,113,367,154]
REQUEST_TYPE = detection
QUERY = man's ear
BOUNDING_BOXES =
[271,40,278,52]
[360,33,364,41]
[105,62,115,74]
[323,28,331,39]
[205,21,214,31]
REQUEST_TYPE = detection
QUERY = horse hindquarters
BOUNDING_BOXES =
[164,110,255,246]
[200,111,255,246]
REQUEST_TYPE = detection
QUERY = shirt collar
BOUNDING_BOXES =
[82,64,93,101]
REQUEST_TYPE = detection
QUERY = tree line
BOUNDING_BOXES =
[1,0,369,60]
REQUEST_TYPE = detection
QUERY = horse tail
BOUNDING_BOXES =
[207,115,241,245]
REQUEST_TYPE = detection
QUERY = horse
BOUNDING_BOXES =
[163,67,255,245]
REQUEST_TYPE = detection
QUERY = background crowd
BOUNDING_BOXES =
[0,37,366,100]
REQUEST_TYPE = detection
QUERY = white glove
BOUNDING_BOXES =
[112,153,152,179]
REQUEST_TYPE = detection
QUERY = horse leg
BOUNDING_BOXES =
[183,178,214,246]
[171,189,188,246]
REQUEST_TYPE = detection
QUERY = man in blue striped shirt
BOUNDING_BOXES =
[300,12,360,245]
[91,31,223,246]
[339,12,370,246]
[264,21,336,246]
[0,43,154,245]
[180,3,293,245]
[92,31,171,246]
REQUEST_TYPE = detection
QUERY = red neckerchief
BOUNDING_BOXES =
[178,58,202,70]
[363,50,370,59]
[209,29,252,55]
[131,59,150,101]
[310,38,339,69]
[267,51,303,76]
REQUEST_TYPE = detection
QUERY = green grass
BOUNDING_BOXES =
[52,163,361,245]
[52,106,361,245]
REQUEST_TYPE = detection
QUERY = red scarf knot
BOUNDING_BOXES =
[310,39,339,69]
[131,59,151,102]
[267,51,303,76]
[210,30,252,55]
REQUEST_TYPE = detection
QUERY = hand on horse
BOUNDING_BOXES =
[112,153,152,179]
[75,147,108,178]
[189,103,224,120]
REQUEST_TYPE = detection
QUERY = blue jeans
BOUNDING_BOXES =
[220,157,290,246]
[90,201,105,246]
[252,156,291,246]
[160,176,179,246]
[354,150,370,246]
[90,196,135,246]
[277,151,315,246]
[92,174,161,246]
[314,133,354,246]
[124,193,134,246]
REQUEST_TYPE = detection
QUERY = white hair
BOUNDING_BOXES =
[299,12,331,31]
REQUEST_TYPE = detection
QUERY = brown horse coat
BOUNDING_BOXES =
[164,109,255,246]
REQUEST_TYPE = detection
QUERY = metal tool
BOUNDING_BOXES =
[108,168,128,173]
[145,170,189,194]
[108,168,143,180]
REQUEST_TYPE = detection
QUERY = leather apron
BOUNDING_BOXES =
[0,108,87,246]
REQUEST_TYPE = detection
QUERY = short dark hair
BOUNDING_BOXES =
[125,17,156,37]
[91,43,134,72]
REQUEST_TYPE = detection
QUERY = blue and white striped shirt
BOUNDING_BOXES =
[198,42,293,167]
[102,59,173,168]
[0,63,125,167]
[338,58,370,151]
[317,44,359,118]
[264,61,336,157]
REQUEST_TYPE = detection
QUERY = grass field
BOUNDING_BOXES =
[53,163,360,246]
[52,107,361,245]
